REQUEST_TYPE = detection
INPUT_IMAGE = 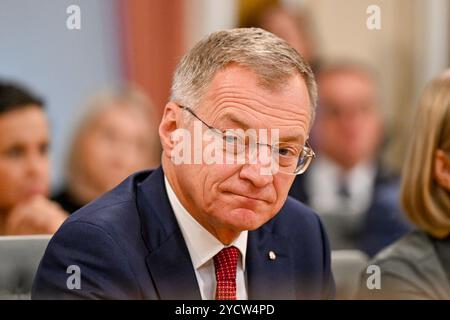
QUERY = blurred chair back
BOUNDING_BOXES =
[331,250,369,299]
[320,213,365,250]
[0,235,51,299]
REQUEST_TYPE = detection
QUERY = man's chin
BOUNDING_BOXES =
[225,207,269,231]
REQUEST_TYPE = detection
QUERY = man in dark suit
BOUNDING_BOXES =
[290,167,411,257]
[32,28,334,300]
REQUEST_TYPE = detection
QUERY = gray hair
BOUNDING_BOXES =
[170,28,317,121]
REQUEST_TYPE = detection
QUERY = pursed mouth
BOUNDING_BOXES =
[223,191,271,203]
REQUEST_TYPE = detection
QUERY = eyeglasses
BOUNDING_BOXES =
[178,104,315,175]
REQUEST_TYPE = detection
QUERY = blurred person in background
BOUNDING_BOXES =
[53,87,161,213]
[239,1,321,72]
[0,81,68,235]
[289,63,411,256]
[357,69,450,299]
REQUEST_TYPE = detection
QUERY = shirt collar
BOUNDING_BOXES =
[312,155,376,189]
[164,176,247,271]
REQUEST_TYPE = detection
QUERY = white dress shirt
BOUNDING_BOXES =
[164,176,248,300]
[307,156,376,217]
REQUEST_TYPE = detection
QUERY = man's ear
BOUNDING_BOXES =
[159,102,181,158]
[434,149,450,191]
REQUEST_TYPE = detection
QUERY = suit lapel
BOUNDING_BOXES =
[136,167,297,300]
[145,232,201,299]
[246,224,296,299]
[136,167,201,300]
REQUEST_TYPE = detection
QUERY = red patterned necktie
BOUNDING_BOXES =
[213,246,240,300]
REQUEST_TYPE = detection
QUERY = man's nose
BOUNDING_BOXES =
[238,162,274,188]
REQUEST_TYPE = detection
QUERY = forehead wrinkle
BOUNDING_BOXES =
[210,105,309,144]
[205,83,310,118]
[210,103,309,134]
[206,93,310,125]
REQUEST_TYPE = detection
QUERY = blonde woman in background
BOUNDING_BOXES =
[53,87,161,213]
[357,69,450,299]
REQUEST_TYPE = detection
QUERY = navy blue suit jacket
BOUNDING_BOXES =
[32,167,334,299]
[289,166,411,257]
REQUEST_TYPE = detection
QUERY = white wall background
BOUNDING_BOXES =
[0,0,123,190]
[184,0,238,48]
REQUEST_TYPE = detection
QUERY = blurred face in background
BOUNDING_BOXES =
[72,104,151,197]
[258,7,316,67]
[314,69,383,170]
[0,106,50,212]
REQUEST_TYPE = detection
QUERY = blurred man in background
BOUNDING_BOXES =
[53,87,161,213]
[289,63,411,256]
[0,81,67,235]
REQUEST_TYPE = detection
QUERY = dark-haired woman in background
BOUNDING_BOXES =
[0,81,68,235]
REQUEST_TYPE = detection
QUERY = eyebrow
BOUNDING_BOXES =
[215,112,306,144]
